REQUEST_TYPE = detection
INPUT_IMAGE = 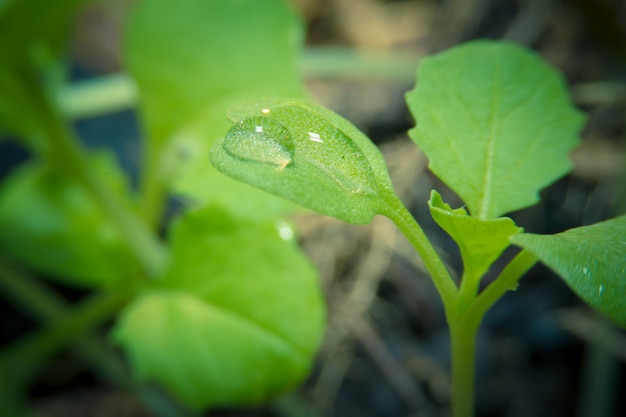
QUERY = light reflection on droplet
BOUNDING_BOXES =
[276,220,294,241]
[261,108,270,114]
[255,125,263,133]
[598,284,604,296]
[308,132,323,143]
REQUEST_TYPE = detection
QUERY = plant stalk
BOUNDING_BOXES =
[45,110,168,278]
[447,249,537,417]
[449,318,479,417]
[0,289,131,387]
[0,257,201,417]
[382,197,458,310]
[466,250,537,324]
[139,150,168,229]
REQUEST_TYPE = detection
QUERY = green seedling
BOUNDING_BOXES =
[211,41,626,417]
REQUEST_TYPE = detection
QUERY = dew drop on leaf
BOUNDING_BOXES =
[223,116,294,168]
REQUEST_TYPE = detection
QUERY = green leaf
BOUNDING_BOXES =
[168,110,299,221]
[113,204,325,409]
[126,0,304,146]
[406,40,585,219]
[0,0,85,149]
[429,190,522,282]
[210,98,398,224]
[0,154,138,288]
[126,0,305,219]
[511,215,626,329]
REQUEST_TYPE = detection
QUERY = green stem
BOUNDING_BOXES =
[446,249,537,417]
[45,110,168,278]
[139,150,167,229]
[0,255,68,322]
[382,197,458,313]
[465,250,537,324]
[449,318,479,417]
[0,256,130,383]
[0,289,131,387]
[0,258,200,417]
[456,269,482,318]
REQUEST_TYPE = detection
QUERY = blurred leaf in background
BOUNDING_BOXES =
[126,0,306,222]
[0,152,138,288]
[0,0,86,151]
[113,205,325,409]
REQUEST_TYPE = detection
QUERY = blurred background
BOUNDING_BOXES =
[2,0,625,416]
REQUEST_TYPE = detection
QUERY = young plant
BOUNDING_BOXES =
[0,0,324,414]
[211,41,626,417]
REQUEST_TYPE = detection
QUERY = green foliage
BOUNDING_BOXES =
[126,0,304,147]
[211,39,625,417]
[406,41,586,219]
[0,0,86,150]
[0,0,325,414]
[428,190,522,283]
[114,205,324,409]
[511,215,626,328]
[127,0,304,221]
[1,1,623,415]
[211,99,397,224]
[0,153,136,288]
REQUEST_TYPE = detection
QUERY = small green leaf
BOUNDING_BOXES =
[0,154,137,288]
[210,98,397,224]
[406,41,585,219]
[113,204,325,409]
[429,190,522,281]
[511,215,626,329]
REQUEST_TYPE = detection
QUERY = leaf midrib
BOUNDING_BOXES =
[205,295,311,360]
[479,48,500,219]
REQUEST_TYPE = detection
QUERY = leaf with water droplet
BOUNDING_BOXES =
[511,214,626,329]
[210,98,399,224]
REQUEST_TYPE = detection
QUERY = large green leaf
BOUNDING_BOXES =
[126,0,304,146]
[113,204,325,409]
[511,215,626,329]
[210,98,397,224]
[0,0,85,149]
[429,190,522,284]
[406,41,585,219]
[126,0,305,218]
[0,154,138,288]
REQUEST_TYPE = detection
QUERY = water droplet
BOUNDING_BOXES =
[582,266,589,275]
[308,131,323,143]
[598,284,604,296]
[224,116,293,168]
